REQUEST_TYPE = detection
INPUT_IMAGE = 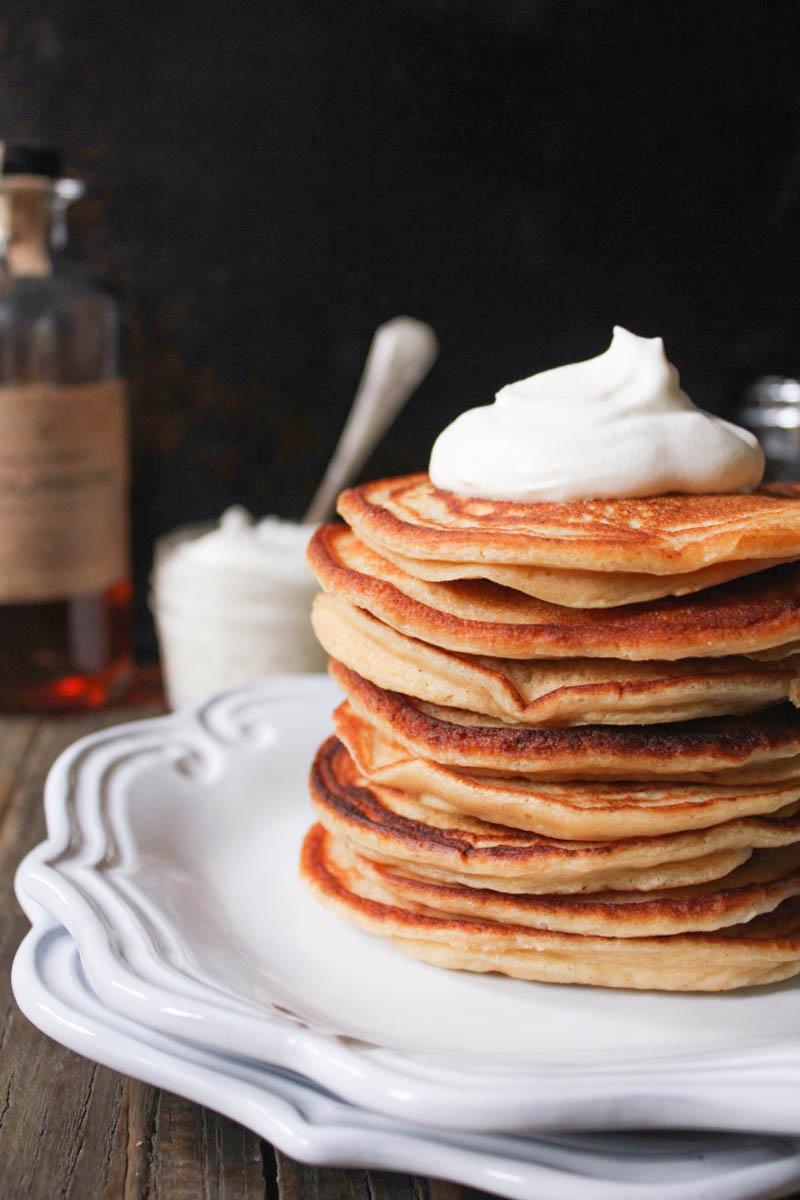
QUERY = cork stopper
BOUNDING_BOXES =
[0,143,83,275]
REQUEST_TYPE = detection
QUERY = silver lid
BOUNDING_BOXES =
[740,376,800,430]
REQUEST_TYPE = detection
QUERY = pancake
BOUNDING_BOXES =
[312,594,800,726]
[359,535,791,608]
[308,525,800,661]
[752,642,800,660]
[336,703,800,839]
[337,473,800,576]
[351,844,800,936]
[300,824,800,990]
[311,737,800,893]
[330,660,800,782]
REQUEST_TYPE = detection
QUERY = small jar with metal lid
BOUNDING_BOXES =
[736,377,800,482]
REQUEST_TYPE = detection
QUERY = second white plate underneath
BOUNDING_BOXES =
[13,916,800,1200]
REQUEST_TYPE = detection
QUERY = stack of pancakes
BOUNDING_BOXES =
[301,473,800,990]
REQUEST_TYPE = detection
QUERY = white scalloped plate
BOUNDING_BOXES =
[13,677,800,1133]
[13,914,800,1200]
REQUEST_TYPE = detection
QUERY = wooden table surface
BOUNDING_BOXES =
[0,674,496,1200]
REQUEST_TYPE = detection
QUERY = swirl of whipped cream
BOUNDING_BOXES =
[429,327,765,502]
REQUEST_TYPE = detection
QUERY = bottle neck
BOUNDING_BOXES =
[0,178,58,277]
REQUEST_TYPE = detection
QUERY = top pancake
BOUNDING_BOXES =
[338,474,800,578]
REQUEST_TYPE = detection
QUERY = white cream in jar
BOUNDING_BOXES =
[151,506,325,709]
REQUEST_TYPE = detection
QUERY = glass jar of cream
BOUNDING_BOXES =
[150,507,325,709]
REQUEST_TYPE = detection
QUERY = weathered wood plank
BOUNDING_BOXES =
[274,1152,484,1199]
[149,1089,266,1199]
[97,1076,159,1200]
[0,716,38,823]
[0,707,168,1200]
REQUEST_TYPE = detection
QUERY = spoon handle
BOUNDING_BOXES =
[304,316,438,525]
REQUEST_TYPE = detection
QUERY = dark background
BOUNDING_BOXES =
[3,0,800,655]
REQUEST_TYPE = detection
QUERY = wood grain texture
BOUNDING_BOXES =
[0,693,495,1199]
[275,1155,473,1199]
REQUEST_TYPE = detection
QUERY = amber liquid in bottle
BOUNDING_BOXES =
[0,581,132,711]
[0,162,132,711]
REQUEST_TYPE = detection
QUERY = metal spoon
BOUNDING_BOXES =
[303,316,438,524]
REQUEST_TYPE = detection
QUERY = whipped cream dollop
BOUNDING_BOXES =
[429,327,765,502]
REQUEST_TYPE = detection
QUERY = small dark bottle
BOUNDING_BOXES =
[0,144,131,710]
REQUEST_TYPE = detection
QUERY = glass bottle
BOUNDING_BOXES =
[0,144,132,711]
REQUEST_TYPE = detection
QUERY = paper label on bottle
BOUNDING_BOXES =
[0,380,130,602]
